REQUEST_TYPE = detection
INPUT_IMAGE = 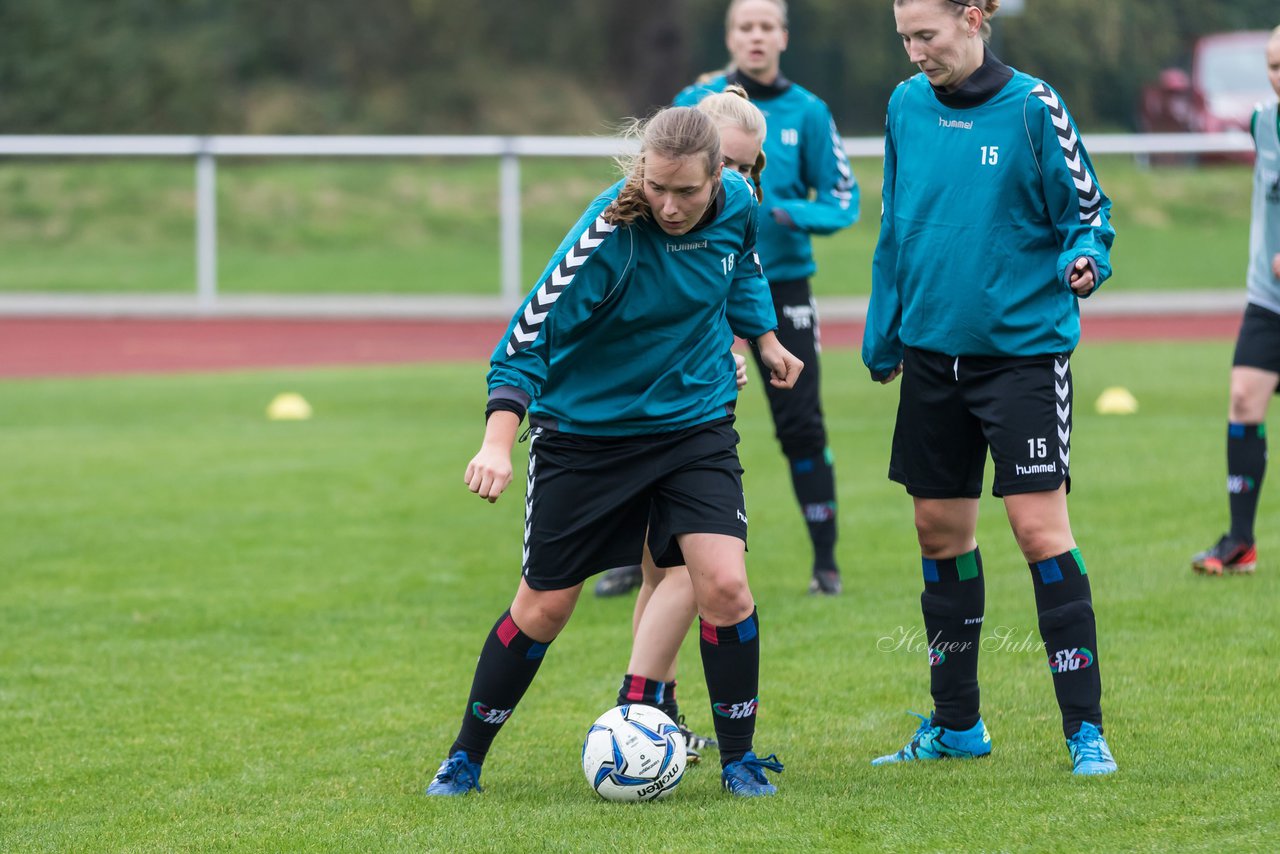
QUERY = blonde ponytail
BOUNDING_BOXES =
[696,84,769,203]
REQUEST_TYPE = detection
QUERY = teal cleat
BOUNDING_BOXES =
[871,712,992,765]
[425,751,483,796]
[1067,721,1117,776]
[721,751,784,797]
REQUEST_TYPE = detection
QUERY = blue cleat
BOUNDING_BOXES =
[425,751,483,796]
[871,711,992,765]
[1067,721,1117,776]
[721,751,784,797]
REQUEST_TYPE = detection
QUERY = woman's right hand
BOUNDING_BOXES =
[754,331,803,389]
[876,362,903,385]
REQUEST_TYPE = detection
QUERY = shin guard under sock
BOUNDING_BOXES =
[450,610,551,764]
[1030,549,1102,739]
[921,548,985,730]
[699,608,760,766]
[1227,422,1266,543]
[789,449,838,571]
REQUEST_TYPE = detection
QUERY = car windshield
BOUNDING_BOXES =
[1199,37,1272,95]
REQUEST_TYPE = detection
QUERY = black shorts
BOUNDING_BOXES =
[520,417,747,590]
[748,277,827,458]
[1233,303,1280,377]
[889,347,1073,499]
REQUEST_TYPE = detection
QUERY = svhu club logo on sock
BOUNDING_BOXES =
[471,703,513,725]
[1048,647,1094,673]
[713,698,758,719]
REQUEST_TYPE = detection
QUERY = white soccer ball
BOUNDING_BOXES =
[582,704,687,802]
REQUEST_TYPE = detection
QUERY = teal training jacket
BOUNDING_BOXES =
[487,169,777,436]
[863,54,1115,378]
[674,71,859,282]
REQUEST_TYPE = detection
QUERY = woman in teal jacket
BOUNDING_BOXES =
[426,105,799,799]
[675,0,855,594]
[864,0,1117,777]
[595,0,859,597]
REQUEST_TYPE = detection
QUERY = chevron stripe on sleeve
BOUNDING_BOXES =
[827,117,856,210]
[505,216,616,357]
[1030,84,1104,227]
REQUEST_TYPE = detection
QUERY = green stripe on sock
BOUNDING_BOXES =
[1070,547,1087,576]
[957,549,980,581]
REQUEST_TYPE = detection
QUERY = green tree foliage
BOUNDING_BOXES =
[0,0,1275,135]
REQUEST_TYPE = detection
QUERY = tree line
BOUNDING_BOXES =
[1,0,1276,137]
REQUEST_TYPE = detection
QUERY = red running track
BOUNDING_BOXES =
[0,313,1244,379]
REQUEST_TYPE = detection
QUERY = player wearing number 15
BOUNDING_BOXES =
[862,0,1117,775]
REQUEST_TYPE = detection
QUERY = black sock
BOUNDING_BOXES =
[699,608,760,766]
[449,611,551,764]
[617,674,679,722]
[1227,422,1266,543]
[921,548,985,731]
[789,449,838,572]
[1030,550,1102,739]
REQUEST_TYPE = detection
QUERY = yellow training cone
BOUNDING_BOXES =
[267,392,313,421]
[1095,386,1138,415]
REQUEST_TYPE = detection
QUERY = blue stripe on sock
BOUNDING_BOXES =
[527,642,549,660]
[1229,422,1247,439]
[735,616,758,643]
[1036,558,1063,584]
[654,681,665,705]
[922,558,940,583]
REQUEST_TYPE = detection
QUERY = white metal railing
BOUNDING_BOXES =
[0,132,1254,308]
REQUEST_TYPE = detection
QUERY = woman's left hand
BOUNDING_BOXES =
[1068,257,1096,296]
[754,331,803,389]
[734,352,749,390]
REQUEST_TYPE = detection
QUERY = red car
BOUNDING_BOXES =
[1140,30,1274,156]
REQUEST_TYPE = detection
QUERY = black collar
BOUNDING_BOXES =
[931,48,1013,109]
[727,69,792,101]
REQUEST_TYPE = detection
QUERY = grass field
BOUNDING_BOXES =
[0,155,1253,297]
[1,340,1276,852]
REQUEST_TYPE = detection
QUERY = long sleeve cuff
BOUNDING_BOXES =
[485,386,530,422]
